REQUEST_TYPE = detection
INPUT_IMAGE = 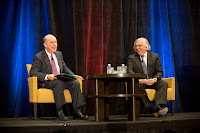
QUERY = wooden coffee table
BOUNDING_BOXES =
[88,73,146,121]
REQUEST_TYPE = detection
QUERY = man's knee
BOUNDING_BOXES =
[68,80,80,90]
[161,80,168,88]
[53,79,66,88]
[139,83,147,93]
[73,80,80,88]
[157,80,168,91]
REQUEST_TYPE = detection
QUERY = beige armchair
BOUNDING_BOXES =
[125,77,175,115]
[26,64,83,120]
[125,66,175,115]
[145,77,175,115]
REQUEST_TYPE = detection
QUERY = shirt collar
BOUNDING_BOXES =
[45,50,55,60]
[141,52,147,57]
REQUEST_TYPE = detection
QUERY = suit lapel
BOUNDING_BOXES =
[42,50,52,72]
[136,54,143,72]
[147,52,151,75]
[42,50,52,73]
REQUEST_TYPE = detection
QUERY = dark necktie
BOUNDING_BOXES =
[51,54,59,75]
[141,55,149,79]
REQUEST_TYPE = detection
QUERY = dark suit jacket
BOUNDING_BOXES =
[127,52,163,80]
[30,50,74,88]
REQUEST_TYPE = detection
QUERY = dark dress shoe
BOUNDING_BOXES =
[73,110,89,120]
[57,111,68,121]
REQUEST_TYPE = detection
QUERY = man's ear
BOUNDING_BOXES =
[43,43,46,48]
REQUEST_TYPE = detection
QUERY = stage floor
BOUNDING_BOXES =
[0,112,200,133]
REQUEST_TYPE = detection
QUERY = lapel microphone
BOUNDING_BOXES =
[51,54,54,60]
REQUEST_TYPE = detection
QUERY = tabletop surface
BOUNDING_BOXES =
[87,73,146,80]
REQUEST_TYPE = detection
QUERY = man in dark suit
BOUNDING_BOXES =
[30,34,88,120]
[127,37,168,117]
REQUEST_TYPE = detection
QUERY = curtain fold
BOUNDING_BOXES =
[0,0,40,117]
[167,0,200,112]
[73,0,124,115]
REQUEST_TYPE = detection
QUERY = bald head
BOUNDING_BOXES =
[43,34,57,43]
[43,34,58,54]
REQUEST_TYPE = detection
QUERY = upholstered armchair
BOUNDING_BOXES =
[26,64,83,120]
[125,77,175,115]
[145,77,175,115]
[125,66,175,115]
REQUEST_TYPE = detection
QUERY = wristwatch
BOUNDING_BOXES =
[153,78,157,82]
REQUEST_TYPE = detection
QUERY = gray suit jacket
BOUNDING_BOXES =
[30,50,74,88]
[127,52,163,80]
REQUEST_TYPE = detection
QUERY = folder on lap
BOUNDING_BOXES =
[55,73,76,80]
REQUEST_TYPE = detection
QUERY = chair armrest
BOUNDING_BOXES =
[76,77,83,92]
[162,77,175,99]
[162,77,175,90]
[27,77,38,103]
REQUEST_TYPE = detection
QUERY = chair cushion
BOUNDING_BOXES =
[146,89,156,101]
[37,88,72,103]
[37,89,55,103]
[64,89,72,103]
[146,88,175,101]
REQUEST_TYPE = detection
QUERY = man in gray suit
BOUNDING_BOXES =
[127,37,168,117]
[30,34,88,120]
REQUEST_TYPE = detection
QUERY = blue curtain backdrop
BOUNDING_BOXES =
[0,0,40,117]
[167,0,200,112]
[142,0,177,111]
[0,0,199,117]
[0,0,75,117]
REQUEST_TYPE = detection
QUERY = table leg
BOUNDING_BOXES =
[95,79,106,121]
[127,78,140,121]
[104,82,109,120]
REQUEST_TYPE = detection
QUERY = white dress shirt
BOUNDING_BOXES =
[140,52,147,66]
[140,52,157,82]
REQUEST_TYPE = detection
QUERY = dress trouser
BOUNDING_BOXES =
[139,80,168,108]
[44,79,86,111]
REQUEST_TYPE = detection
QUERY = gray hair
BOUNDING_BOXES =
[43,36,47,43]
[133,37,151,51]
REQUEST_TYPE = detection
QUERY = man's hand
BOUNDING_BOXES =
[139,79,147,84]
[47,74,58,80]
[74,75,84,80]
[139,79,155,86]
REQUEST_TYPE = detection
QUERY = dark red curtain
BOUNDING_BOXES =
[73,0,124,114]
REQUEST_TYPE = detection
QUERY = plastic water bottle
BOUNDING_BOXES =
[121,64,126,74]
[107,64,111,74]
